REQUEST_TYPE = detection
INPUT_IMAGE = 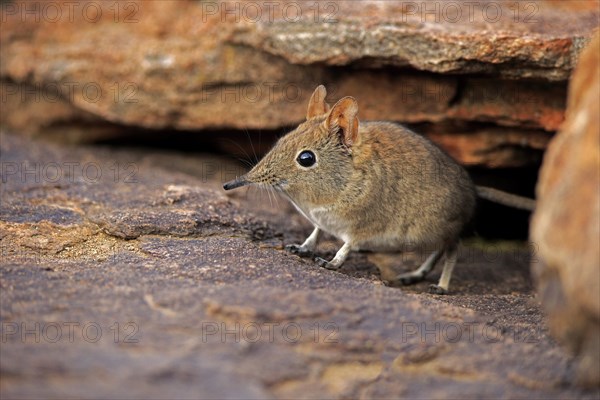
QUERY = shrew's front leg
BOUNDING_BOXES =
[285,227,320,257]
[314,242,352,270]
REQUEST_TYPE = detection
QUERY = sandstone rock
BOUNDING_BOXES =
[233,1,596,80]
[1,1,598,167]
[426,123,552,167]
[531,30,600,387]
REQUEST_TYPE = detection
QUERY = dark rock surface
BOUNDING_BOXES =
[1,131,598,399]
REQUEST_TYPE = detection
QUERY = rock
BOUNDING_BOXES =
[233,1,594,80]
[426,123,552,168]
[1,130,599,398]
[1,1,598,167]
[531,31,600,387]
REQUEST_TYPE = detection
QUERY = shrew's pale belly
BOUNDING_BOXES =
[288,195,443,252]
[292,202,418,251]
[288,200,352,242]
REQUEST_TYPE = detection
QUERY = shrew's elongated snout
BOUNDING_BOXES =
[223,176,249,190]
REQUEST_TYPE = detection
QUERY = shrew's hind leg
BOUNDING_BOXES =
[286,227,320,257]
[392,249,443,285]
[429,243,458,295]
[315,242,352,270]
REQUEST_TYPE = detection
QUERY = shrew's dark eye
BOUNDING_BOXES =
[296,150,316,168]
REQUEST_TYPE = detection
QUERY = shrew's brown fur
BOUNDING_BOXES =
[224,85,517,293]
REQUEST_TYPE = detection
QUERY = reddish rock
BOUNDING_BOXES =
[234,1,597,80]
[0,1,598,167]
[531,30,600,387]
[427,125,552,167]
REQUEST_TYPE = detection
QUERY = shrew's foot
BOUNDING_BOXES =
[428,284,448,295]
[314,256,340,270]
[285,244,313,257]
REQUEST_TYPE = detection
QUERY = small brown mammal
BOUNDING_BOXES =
[224,85,534,294]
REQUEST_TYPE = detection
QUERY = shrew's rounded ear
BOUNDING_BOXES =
[306,85,330,119]
[326,96,360,148]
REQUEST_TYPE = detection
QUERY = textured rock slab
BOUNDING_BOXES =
[531,31,600,387]
[1,1,598,167]
[233,1,598,79]
[1,131,599,398]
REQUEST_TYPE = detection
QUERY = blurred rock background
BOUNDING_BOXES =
[531,30,600,388]
[1,0,599,397]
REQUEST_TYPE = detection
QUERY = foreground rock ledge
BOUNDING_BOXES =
[1,132,598,399]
